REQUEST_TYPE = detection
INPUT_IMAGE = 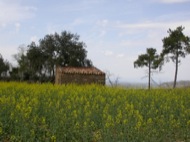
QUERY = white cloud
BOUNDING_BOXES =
[46,24,60,34]
[71,18,84,26]
[104,50,114,56]
[0,45,18,64]
[157,0,190,3]
[30,36,38,43]
[60,0,104,12]
[0,23,6,28]
[15,22,21,32]
[117,19,190,58]
[102,50,125,58]
[99,30,106,37]
[117,20,190,30]
[117,54,125,58]
[96,19,109,27]
[0,1,36,25]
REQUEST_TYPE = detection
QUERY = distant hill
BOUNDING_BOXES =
[160,80,190,88]
[116,80,190,88]
[117,82,147,88]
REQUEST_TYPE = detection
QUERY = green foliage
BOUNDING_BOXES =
[0,82,190,141]
[13,31,93,82]
[134,48,161,69]
[38,31,92,68]
[9,67,20,81]
[161,26,190,88]
[134,48,162,89]
[0,54,9,78]
[162,26,190,62]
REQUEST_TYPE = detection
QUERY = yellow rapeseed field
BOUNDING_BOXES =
[0,82,190,141]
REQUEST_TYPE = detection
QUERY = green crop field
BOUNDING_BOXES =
[0,82,190,141]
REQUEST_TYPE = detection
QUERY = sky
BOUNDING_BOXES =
[0,0,190,83]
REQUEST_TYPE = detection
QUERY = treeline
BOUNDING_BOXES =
[0,31,92,83]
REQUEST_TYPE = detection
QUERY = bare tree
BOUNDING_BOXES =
[106,70,120,87]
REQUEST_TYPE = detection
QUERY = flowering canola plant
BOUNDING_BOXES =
[0,82,190,141]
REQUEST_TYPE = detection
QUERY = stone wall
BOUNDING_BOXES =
[55,67,62,84]
[60,73,105,85]
[55,66,106,85]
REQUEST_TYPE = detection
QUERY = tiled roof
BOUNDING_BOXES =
[58,66,105,75]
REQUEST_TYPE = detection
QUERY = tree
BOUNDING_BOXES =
[40,34,57,79]
[161,26,190,88]
[106,70,120,87]
[13,45,30,81]
[0,54,9,78]
[39,31,92,81]
[27,42,46,81]
[134,48,162,89]
[14,31,92,82]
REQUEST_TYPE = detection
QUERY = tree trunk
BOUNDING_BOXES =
[173,54,178,88]
[52,65,55,84]
[52,67,55,78]
[148,60,151,90]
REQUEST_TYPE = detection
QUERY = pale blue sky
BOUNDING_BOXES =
[0,0,190,83]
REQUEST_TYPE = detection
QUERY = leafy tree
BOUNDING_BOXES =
[40,34,56,78]
[134,48,162,89]
[27,42,46,81]
[14,31,92,82]
[9,67,20,81]
[39,31,92,81]
[161,26,190,88]
[13,45,30,81]
[0,54,9,78]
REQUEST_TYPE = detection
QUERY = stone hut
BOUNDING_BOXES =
[55,66,105,85]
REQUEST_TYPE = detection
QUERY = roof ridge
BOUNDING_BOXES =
[57,66,105,75]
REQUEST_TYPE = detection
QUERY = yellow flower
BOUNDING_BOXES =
[51,135,56,142]
[147,118,153,125]
[135,121,142,130]
[72,110,77,118]
[42,117,46,124]
[30,129,35,136]
[0,127,2,135]
[93,130,102,142]
[187,120,190,127]
[123,119,128,124]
